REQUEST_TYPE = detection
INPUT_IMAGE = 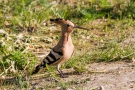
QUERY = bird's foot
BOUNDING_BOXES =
[60,74,68,78]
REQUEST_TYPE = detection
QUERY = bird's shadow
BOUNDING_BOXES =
[30,70,83,90]
[59,70,83,76]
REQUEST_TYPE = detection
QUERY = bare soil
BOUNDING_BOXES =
[28,61,135,90]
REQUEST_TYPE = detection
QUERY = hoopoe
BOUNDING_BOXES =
[32,18,88,78]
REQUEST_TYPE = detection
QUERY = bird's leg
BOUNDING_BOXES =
[57,64,68,78]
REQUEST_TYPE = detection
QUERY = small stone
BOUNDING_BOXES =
[94,86,105,90]
[56,86,61,90]
[129,85,133,88]
[67,88,74,90]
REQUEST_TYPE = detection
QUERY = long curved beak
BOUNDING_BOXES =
[74,26,89,30]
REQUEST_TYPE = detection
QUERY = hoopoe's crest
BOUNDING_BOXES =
[50,18,75,33]
[32,18,88,78]
[50,18,88,33]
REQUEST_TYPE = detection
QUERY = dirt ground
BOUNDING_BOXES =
[28,61,135,90]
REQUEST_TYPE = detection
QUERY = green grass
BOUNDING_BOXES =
[0,0,135,89]
[92,40,134,62]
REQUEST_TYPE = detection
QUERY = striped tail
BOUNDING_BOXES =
[32,49,63,75]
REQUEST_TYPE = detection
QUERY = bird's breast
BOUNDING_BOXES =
[63,43,74,60]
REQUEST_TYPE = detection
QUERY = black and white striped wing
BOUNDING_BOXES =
[43,49,63,65]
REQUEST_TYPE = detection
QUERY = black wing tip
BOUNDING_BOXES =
[31,66,41,75]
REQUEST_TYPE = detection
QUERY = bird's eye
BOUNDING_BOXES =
[66,24,70,27]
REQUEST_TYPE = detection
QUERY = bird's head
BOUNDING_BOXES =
[50,18,88,33]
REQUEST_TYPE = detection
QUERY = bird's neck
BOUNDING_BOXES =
[58,31,72,45]
[54,28,73,52]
